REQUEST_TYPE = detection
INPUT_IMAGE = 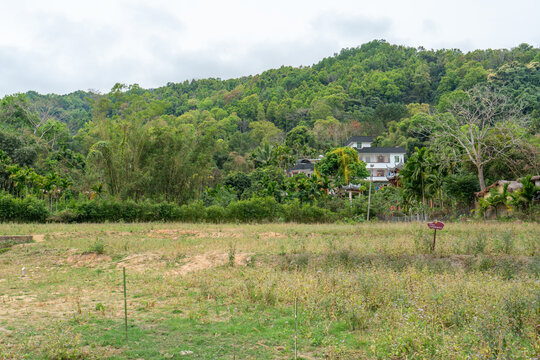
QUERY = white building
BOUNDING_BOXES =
[345,137,405,183]
[345,136,374,149]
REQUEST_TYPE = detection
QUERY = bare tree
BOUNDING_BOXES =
[427,86,530,190]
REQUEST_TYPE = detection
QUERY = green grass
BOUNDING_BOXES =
[0,222,538,359]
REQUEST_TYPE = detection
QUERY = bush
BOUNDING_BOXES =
[87,238,105,254]
[206,205,226,223]
[49,209,77,223]
[0,192,49,222]
[157,202,182,221]
[226,197,282,222]
[179,201,206,222]
[283,200,336,223]
[69,198,184,222]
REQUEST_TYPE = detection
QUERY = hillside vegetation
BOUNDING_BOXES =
[1,40,539,221]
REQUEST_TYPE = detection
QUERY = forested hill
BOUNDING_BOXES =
[0,40,539,205]
[13,40,540,135]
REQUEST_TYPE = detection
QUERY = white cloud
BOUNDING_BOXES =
[0,0,538,96]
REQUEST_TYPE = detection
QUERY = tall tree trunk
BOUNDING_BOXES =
[477,164,486,191]
[421,176,425,207]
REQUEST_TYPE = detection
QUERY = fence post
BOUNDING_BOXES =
[294,297,298,360]
[123,267,128,342]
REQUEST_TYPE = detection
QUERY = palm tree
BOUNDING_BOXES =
[510,175,539,211]
[400,147,430,208]
[250,142,273,168]
[426,167,446,209]
[44,172,60,210]
[484,183,510,218]
[7,165,26,198]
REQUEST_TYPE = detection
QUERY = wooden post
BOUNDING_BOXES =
[294,297,298,360]
[233,330,236,360]
[123,267,128,342]
[432,229,437,253]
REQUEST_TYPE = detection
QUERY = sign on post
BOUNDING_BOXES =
[427,221,444,230]
[427,220,444,252]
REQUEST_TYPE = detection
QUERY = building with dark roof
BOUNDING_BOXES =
[346,137,406,183]
[356,147,406,154]
[287,159,316,177]
[345,136,374,148]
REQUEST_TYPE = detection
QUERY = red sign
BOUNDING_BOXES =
[427,221,445,230]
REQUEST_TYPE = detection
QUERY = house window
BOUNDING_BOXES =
[377,170,385,177]
[377,155,385,163]
[365,156,371,163]
[394,156,400,163]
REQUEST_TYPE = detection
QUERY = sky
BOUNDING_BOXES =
[0,0,538,97]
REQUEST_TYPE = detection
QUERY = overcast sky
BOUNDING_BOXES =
[1,0,538,97]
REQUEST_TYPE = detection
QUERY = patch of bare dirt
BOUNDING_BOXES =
[50,232,80,238]
[33,234,45,242]
[149,229,179,235]
[148,229,242,239]
[168,251,253,276]
[115,253,164,272]
[260,231,286,239]
[105,231,132,236]
[208,231,242,238]
[66,253,112,267]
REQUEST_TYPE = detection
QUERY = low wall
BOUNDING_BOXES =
[0,235,34,246]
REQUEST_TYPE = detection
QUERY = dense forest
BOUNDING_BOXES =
[1,40,539,222]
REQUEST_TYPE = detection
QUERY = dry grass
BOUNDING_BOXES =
[0,221,538,359]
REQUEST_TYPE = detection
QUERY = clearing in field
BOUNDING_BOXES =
[0,222,538,359]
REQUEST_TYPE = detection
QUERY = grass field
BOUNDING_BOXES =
[0,222,538,359]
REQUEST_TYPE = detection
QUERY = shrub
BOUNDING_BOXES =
[157,202,182,221]
[19,196,49,222]
[414,230,433,254]
[69,198,184,222]
[206,205,226,223]
[87,238,105,254]
[179,201,206,222]
[49,209,77,223]
[226,197,282,222]
[283,200,335,223]
[0,192,49,222]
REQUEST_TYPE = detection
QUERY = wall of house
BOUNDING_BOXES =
[360,153,404,165]
[348,141,373,149]
[289,169,314,177]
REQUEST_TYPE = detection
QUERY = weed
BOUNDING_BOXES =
[95,302,106,315]
[503,296,528,334]
[414,230,432,254]
[326,236,336,252]
[293,253,310,269]
[346,308,368,331]
[497,259,517,280]
[263,282,277,305]
[228,242,236,266]
[40,321,87,359]
[87,238,105,254]
[466,235,486,255]
[495,231,514,254]
[246,254,256,267]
